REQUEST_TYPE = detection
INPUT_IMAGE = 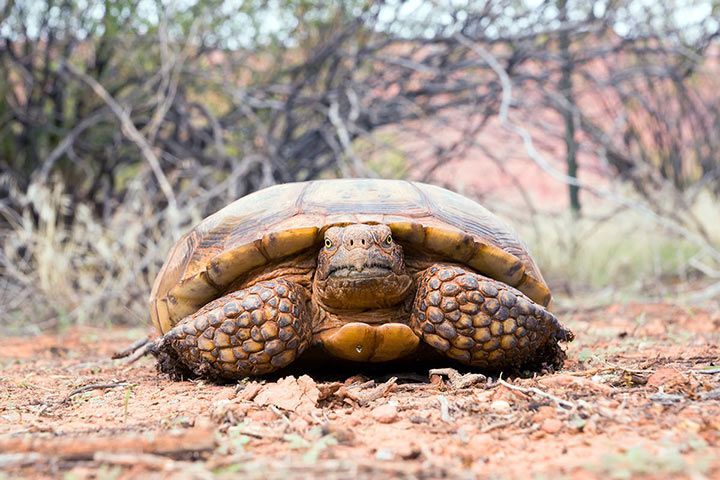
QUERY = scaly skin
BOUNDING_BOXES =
[155,279,312,379]
[155,224,573,379]
[313,224,413,310]
[411,264,573,370]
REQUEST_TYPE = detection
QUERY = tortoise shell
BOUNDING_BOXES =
[150,179,550,334]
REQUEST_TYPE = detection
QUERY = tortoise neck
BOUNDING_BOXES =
[309,302,413,335]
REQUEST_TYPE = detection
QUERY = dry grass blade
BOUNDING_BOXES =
[496,379,575,410]
[63,381,131,404]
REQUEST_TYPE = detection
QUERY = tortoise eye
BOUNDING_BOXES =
[324,238,333,249]
[384,234,393,246]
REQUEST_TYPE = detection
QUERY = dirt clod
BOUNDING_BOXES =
[540,418,563,434]
[646,367,685,389]
[253,375,320,415]
[371,403,399,423]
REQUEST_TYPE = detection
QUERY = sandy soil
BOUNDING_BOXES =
[1,302,719,479]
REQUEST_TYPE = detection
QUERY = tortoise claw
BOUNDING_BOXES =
[152,336,197,381]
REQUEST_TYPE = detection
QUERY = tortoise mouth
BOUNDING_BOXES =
[326,262,393,279]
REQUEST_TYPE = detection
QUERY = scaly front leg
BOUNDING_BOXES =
[155,279,312,380]
[411,264,573,371]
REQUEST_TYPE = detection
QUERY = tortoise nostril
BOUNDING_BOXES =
[350,240,354,246]
[361,239,365,245]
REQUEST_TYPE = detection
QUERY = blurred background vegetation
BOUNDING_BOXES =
[1,0,719,332]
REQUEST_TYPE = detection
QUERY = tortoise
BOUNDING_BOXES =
[150,179,573,380]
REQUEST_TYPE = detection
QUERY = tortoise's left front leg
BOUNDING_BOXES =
[410,264,573,372]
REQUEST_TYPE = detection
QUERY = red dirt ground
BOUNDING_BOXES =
[1,302,719,479]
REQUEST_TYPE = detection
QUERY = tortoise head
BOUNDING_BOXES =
[314,224,413,309]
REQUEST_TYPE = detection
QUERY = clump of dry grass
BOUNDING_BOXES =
[0,179,200,333]
[511,191,720,304]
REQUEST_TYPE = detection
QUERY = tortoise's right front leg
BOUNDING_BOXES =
[155,279,312,380]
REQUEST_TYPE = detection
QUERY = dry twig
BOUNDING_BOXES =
[112,338,154,361]
[438,395,453,423]
[480,417,518,434]
[694,367,720,374]
[0,427,215,459]
[429,368,487,389]
[62,381,131,404]
[335,377,397,406]
[495,379,575,410]
[61,61,178,217]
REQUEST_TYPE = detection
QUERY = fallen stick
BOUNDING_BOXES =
[112,337,153,359]
[694,366,720,374]
[62,381,130,403]
[480,417,518,434]
[496,379,575,410]
[438,395,453,423]
[336,377,397,406]
[0,453,44,469]
[0,427,215,460]
[93,451,175,470]
[429,368,487,388]
[112,337,157,364]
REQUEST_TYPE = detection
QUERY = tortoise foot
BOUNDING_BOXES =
[156,279,312,380]
[411,264,573,372]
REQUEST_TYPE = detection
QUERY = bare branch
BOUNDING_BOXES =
[61,60,178,216]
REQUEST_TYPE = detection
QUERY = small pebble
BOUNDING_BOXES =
[490,400,511,412]
[541,418,563,434]
[397,444,422,460]
[371,404,398,423]
[375,448,394,460]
